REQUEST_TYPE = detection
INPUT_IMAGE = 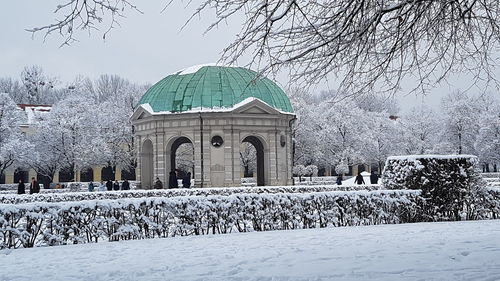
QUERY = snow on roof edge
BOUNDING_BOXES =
[139,97,294,115]
[173,63,238,76]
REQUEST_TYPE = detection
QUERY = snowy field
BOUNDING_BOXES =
[1,220,499,281]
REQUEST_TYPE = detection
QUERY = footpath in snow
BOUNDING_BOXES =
[1,220,499,281]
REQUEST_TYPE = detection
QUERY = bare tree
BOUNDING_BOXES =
[240,142,256,177]
[31,1,500,94]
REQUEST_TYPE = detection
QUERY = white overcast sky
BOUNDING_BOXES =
[1,1,498,112]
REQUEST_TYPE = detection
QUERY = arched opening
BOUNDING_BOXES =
[240,142,256,178]
[37,174,51,189]
[121,167,136,180]
[80,167,94,182]
[140,139,154,189]
[358,165,366,174]
[166,137,194,186]
[101,166,115,181]
[14,168,29,184]
[59,167,74,182]
[242,136,266,186]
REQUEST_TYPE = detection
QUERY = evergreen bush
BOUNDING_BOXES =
[382,155,486,220]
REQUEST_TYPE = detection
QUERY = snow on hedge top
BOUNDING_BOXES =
[387,154,477,161]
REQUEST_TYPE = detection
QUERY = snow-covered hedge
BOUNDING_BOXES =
[0,190,421,249]
[382,155,487,220]
[482,187,500,219]
[0,184,382,204]
[0,181,140,193]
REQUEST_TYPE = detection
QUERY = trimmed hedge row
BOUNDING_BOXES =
[0,184,382,204]
[0,190,420,249]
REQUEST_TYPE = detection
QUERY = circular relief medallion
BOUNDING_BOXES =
[211,135,224,147]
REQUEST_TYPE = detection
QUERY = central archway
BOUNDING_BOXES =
[140,139,154,189]
[165,136,194,185]
[242,136,266,186]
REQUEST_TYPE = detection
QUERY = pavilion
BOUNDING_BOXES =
[131,65,295,188]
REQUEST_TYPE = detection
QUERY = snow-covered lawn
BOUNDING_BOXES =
[1,220,499,281]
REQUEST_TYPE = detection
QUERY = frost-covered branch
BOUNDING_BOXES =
[190,0,500,94]
[27,0,142,45]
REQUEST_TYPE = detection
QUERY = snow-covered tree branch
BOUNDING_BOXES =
[31,0,500,94]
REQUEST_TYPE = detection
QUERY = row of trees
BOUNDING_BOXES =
[0,67,149,183]
[1,65,499,184]
[291,90,500,173]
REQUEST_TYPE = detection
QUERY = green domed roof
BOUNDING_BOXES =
[138,65,293,113]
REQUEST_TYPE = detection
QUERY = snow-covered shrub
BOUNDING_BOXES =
[0,184,383,204]
[293,165,307,182]
[0,190,423,249]
[305,165,318,180]
[335,162,349,175]
[382,155,486,220]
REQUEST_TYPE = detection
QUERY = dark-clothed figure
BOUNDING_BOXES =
[168,171,178,189]
[113,180,120,191]
[122,179,130,190]
[106,180,113,191]
[29,177,40,194]
[370,171,379,184]
[355,173,365,185]
[154,177,163,189]
[88,182,94,192]
[182,172,191,188]
[336,175,343,185]
[17,179,25,194]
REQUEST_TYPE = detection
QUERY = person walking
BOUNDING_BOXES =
[182,172,191,188]
[355,172,365,185]
[168,171,178,189]
[370,171,379,184]
[106,179,113,191]
[121,179,130,190]
[17,179,25,194]
[113,180,120,191]
[336,175,343,185]
[154,177,163,189]
[29,177,40,194]
[88,181,94,192]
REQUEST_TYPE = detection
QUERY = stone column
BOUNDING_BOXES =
[268,129,278,185]
[202,130,212,187]
[75,169,81,182]
[232,128,241,186]
[153,131,166,184]
[115,167,122,181]
[135,136,142,187]
[224,127,236,186]
[352,165,358,176]
[5,171,14,184]
[53,171,59,183]
[93,166,102,182]
[287,127,293,185]
[193,129,203,187]
[28,169,37,182]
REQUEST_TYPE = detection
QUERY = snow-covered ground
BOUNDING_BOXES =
[342,171,378,185]
[1,220,499,281]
